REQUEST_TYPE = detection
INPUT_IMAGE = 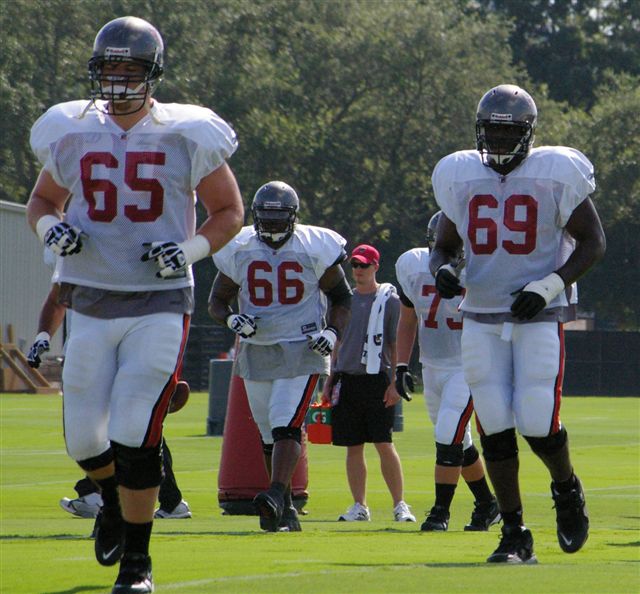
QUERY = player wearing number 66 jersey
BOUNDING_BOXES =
[394,212,499,533]
[430,84,606,565]
[26,16,244,594]
[208,181,352,533]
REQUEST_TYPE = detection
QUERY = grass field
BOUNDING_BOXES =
[1,390,638,594]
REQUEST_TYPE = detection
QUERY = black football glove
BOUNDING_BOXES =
[510,272,565,320]
[435,264,463,299]
[395,364,415,402]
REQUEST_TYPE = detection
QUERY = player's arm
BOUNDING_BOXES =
[208,271,257,338]
[429,214,464,299]
[396,300,418,365]
[27,283,65,368]
[511,198,606,320]
[319,263,352,339]
[142,163,244,278]
[194,163,244,254]
[556,198,606,285]
[26,170,83,257]
[308,263,352,358]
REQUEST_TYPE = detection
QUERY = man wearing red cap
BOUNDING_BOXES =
[323,244,415,523]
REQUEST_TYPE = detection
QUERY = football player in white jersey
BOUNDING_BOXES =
[26,16,244,594]
[430,85,605,564]
[395,211,499,533]
[208,181,352,532]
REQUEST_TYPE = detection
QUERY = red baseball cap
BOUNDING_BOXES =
[350,244,380,265]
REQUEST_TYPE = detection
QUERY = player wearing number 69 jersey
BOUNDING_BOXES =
[394,213,499,533]
[208,181,352,533]
[26,16,244,594]
[430,84,606,565]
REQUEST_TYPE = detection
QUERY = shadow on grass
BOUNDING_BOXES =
[42,586,104,594]
[607,540,640,548]
[0,533,91,541]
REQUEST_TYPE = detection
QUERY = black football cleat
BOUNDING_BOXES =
[420,505,450,532]
[551,475,589,553]
[487,524,538,564]
[464,498,501,531]
[112,553,153,593]
[94,508,124,566]
[254,488,285,532]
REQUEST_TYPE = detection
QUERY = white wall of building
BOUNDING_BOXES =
[0,200,62,354]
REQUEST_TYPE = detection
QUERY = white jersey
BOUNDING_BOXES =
[30,99,237,291]
[213,224,346,345]
[395,248,463,368]
[432,146,595,313]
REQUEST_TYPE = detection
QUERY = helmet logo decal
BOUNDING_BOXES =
[490,113,513,121]
[262,200,283,208]
[104,47,131,58]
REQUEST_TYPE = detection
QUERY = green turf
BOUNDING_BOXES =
[1,391,638,593]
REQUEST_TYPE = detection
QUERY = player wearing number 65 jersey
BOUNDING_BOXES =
[208,181,352,533]
[26,16,244,594]
[430,84,605,564]
[395,212,499,533]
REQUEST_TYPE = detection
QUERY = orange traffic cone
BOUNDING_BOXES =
[217,374,309,514]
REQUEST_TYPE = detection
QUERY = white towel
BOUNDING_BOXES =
[361,283,396,374]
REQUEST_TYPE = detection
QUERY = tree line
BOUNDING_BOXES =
[1,0,638,328]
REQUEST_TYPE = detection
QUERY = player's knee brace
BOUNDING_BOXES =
[77,448,114,472]
[480,428,518,462]
[112,441,163,490]
[462,444,480,467]
[524,426,568,457]
[435,442,464,467]
[272,426,302,444]
[261,441,274,456]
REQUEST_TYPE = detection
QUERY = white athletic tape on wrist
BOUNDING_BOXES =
[35,215,62,243]
[523,272,565,305]
[177,234,211,266]
[437,263,459,278]
[35,331,51,343]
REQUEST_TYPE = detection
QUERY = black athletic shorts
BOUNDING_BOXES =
[331,372,395,446]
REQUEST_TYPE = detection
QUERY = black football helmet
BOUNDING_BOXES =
[426,211,442,251]
[476,84,537,175]
[252,181,299,248]
[88,16,164,114]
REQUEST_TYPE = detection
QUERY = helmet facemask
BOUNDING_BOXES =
[89,56,162,114]
[253,207,297,248]
[476,120,534,171]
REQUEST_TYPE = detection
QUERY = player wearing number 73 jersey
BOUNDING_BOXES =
[394,215,499,533]
[208,181,352,533]
[26,16,244,594]
[430,84,605,565]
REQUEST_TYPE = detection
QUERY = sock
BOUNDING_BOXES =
[270,481,286,494]
[501,507,523,528]
[124,521,153,557]
[553,473,577,493]
[95,476,120,512]
[434,483,457,510]
[466,477,494,503]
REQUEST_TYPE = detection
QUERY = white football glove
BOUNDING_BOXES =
[141,235,210,279]
[27,332,51,368]
[307,326,338,356]
[226,313,258,338]
[141,242,187,278]
[43,222,83,256]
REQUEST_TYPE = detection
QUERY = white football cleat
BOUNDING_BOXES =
[154,499,192,519]
[59,492,103,518]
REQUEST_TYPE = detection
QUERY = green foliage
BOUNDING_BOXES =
[1,0,638,327]
[1,391,638,592]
